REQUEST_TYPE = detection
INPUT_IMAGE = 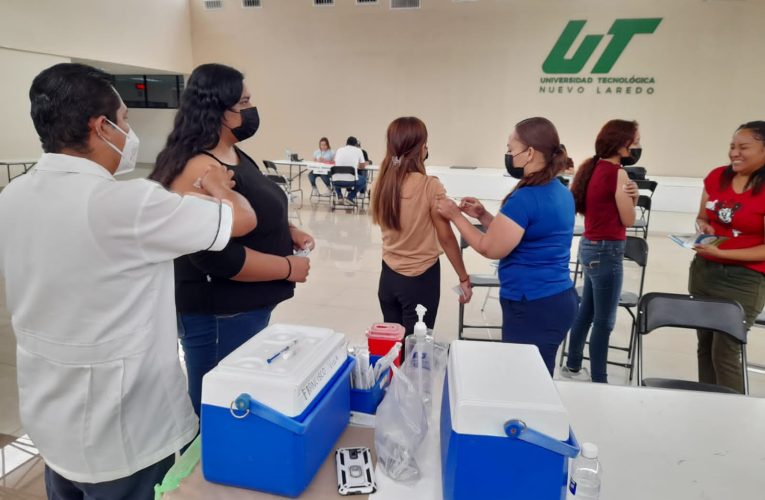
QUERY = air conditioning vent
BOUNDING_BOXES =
[242,0,261,7]
[391,0,419,9]
[314,0,334,6]
[203,0,223,10]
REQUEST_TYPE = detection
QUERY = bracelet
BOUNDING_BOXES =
[284,256,292,280]
[459,276,470,283]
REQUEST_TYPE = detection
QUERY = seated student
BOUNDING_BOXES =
[310,136,333,194]
[332,136,367,205]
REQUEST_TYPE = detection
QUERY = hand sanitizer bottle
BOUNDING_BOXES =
[404,304,434,413]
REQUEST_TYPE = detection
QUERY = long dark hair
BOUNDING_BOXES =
[505,117,569,201]
[149,64,244,187]
[719,121,765,195]
[570,119,638,214]
[372,117,428,231]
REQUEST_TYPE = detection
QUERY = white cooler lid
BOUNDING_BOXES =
[448,340,570,440]
[202,324,346,417]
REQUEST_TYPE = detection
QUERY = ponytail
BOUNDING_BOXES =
[570,155,599,214]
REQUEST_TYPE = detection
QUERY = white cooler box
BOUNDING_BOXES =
[200,324,352,497]
[440,340,580,500]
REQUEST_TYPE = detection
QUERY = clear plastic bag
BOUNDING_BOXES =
[374,361,429,483]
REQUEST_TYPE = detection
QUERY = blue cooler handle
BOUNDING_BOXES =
[230,393,306,435]
[504,419,580,458]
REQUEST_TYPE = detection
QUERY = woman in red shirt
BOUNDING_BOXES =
[563,120,640,383]
[690,121,765,393]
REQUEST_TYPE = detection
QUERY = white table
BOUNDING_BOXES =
[374,380,765,499]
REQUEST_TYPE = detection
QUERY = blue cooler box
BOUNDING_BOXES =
[200,324,351,497]
[440,341,580,500]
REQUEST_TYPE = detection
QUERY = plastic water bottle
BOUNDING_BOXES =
[568,442,601,499]
[285,149,291,161]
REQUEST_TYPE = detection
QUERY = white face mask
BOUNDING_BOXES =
[100,118,140,175]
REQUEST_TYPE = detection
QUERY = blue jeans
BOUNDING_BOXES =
[334,177,366,201]
[500,287,578,376]
[308,172,330,189]
[566,238,625,383]
[178,307,273,416]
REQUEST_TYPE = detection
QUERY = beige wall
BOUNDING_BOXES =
[0,48,69,184]
[129,109,178,165]
[0,0,193,176]
[0,0,193,74]
[189,0,765,178]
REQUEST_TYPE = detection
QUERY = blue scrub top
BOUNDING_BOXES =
[498,180,575,301]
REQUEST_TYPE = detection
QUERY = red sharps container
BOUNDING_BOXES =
[366,323,405,366]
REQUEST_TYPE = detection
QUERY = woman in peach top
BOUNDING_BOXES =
[371,116,472,340]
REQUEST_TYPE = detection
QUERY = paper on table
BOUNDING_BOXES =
[668,233,728,250]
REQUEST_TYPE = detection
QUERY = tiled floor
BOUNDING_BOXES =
[1,166,764,497]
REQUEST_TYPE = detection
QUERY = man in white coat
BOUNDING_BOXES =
[0,63,257,498]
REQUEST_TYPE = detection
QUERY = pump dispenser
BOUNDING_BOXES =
[405,304,435,413]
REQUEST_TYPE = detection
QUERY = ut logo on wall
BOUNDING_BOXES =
[539,18,662,95]
[543,18,662,74]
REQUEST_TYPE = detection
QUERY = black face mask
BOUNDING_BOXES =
[620,147,642,166]
[424,150,429,161]
[505,150,527,179]
[229,106,260,142]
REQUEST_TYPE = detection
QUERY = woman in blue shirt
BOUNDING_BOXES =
[437,117,577,374]
[310,137,334,194]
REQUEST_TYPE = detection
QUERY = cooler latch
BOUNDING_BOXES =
[230,393,252,419]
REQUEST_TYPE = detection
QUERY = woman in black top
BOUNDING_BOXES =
[150,63,313,416]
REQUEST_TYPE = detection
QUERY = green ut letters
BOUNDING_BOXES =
[542,18,662,74]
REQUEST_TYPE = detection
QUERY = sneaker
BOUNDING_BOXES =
[560,366,591,381]
[311,187,319,196]
[344,198,357,207]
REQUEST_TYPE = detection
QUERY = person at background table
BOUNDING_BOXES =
[358,139,372,188]
[436,117,576,375]
[689,120,765,393]
[0,63,255,498]
[372,117,472,343]
[310,136,333,195]
[149,63,313,416]
[333,136,367,206]
[562,120,640,384]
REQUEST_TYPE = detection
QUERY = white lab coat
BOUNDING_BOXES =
[0,153,232,483]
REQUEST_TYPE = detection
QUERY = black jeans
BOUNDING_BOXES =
[378,260,440,344]
[45,454,174,500]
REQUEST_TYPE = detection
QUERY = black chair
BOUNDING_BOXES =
[263,160,302,205]
[746,309,765,373]
[457,224,502,341]
[560,236,648,381]
[627,195,652,238]
[635,179,658,198]
[329,166,359,211]
[636,292,749,395]
[263,160,290,195]
[623,166,647,180]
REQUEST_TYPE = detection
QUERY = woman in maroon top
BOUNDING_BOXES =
[690,121,765,393]
[563,120,640,383]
